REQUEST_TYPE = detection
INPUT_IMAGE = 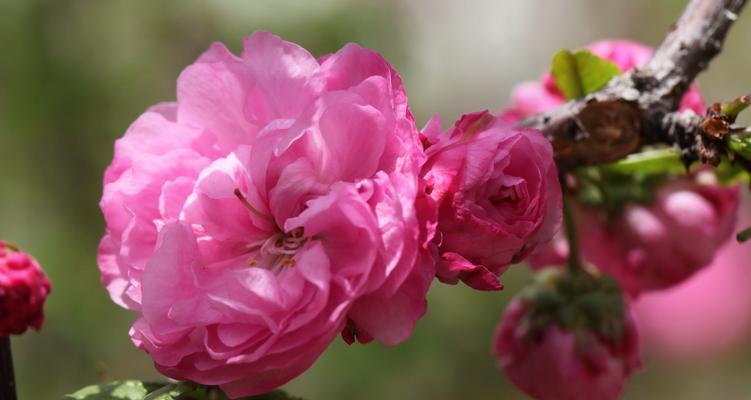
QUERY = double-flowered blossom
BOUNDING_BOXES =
[420,111,561,290]
[98,32,434,397]
[0,241,51,336]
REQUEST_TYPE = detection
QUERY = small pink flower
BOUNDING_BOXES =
[583,175,738,295]
[99,31,434,397]
[421,111,561,290]
[500,39,705,123]
[632,198,751,360]
[494,298,640,400]
[532,173,739,295]
[0,241,51,336]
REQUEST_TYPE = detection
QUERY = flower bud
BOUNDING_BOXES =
[494,269,640,400]
[0,241,51,336]
[532,173,739,295]
[422,111,561,291]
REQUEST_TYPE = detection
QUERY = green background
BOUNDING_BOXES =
[1,1,751,398]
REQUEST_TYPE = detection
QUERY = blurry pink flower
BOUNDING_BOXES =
[421,111,561,290]
[0,241,51,336]
[494,299,640,400]
[532,173,739,296]
[632,197,751,360]
[581,175,738,295]
[99,31,434,397]
[500,39,705,123]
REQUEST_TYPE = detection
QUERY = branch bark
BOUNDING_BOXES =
[521,0,748,170]
[0,337,17,400]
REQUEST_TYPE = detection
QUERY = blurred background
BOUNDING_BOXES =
[1,0,751,398]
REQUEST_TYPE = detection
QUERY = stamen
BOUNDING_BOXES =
[247,258,258,267]
[233,189,275,223]
[281,258,296,267]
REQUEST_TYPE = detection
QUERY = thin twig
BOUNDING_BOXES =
[0,336,17,400]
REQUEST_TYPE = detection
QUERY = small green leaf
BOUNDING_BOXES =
[62,380,153,400]
[599,147,686,175]
[551,49,621,100]
[64,381,304,400]
[552,50,584,100]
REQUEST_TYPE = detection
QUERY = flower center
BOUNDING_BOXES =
[234,189,307,271]
[246,228,308,270]
[490,186,520,207]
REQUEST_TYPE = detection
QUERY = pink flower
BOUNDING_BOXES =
[500,39,705,123]
[421,111,561,291]
[632,198,751,360]
[582,175,738,295]
[0,241,51,336]
[98,31,434,397]
[532,173,739,295]
[494,298,640,400]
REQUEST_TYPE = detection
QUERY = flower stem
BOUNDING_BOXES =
[0,336,17,400]
[563,194,582,273]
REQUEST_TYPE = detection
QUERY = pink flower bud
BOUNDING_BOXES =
[0,241,51,336]
[585,176,738,295]
[422,111,561,290]
[494,296,640,400]
[632,198,751,360]
[531,174,739,295]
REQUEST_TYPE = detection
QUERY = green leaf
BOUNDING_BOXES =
[551,49,621,100]
[62,380,155,400]
[551,50,583,100]
[599,147,686,175]
[64,381,305,400]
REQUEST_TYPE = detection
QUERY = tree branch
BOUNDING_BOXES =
[521,0,748,170]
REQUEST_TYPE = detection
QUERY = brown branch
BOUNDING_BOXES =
[521,0,748,170]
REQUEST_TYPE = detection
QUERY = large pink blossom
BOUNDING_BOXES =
[500,39,705,123]
[0,241,51,336]
[421,111,561,291]
[98,31,434,397]
[494,298,641,400]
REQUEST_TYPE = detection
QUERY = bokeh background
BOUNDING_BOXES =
[2,0,751,398]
